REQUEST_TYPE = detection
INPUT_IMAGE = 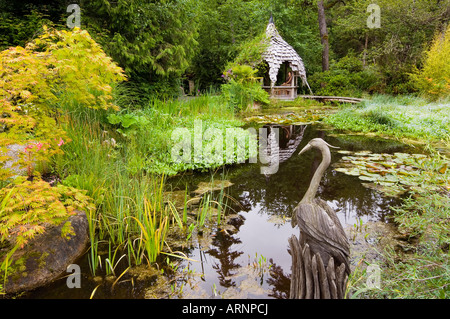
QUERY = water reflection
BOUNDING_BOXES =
[207,229,244,289]
[231,124,405,224]
[20,124,416,299]
[179,124,411,299]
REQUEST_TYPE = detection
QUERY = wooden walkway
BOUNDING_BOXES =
[298,95,364,104]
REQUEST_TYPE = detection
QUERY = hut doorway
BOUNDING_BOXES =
[262,60,298,100]
[276,62,293,86]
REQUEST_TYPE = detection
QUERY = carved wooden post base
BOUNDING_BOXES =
[288,235,349,299]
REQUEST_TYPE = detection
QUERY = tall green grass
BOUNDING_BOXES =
[51,91,241,277]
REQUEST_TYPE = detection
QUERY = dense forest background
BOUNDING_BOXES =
[1,0,448,97]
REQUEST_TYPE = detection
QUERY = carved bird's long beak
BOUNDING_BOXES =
[298,140,340,156]
[298,144,311,155]
[325,141,340,149]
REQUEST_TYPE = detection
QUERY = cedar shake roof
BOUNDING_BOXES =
[262,17,311,92]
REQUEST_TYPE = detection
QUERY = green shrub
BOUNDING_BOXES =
[221,64,270,112]
[309,55,381,96]
[220,34,271,112]
[221,80,269,112]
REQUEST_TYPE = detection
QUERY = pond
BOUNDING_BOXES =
[167,123,415,299]
[21,124,417,299]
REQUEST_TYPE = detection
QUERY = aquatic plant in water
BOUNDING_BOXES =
[333,150,449,197]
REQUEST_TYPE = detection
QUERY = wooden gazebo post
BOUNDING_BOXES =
[291,73,296,99]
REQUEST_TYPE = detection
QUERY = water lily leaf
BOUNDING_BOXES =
[334,167,360,176]
[347,168,361,176]
[392,158,406,164]
[359,175,375,181]
[383,188,404,197]
[383,175,399,183]
[367,167,385,174]
[351,160,366,166]
[393,152,409,159]
[366,154,385,161]
[335,149,437,198]
[334,167,349,173]
[360,171,380,178]
[337,150,353,155]
[354,151,372,156]
[380,161,397,168]
[366,162,385,170]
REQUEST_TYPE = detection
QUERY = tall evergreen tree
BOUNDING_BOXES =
[82,0,198,84]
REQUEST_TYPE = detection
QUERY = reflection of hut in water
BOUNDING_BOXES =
[260,125,307,175]
[261,16,312,99]
[277,125,307,163]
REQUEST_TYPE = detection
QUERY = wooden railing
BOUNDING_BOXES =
[262,86,298,99]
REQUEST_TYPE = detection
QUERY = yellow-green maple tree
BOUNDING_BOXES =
[411,25,450,100]
[0,176,96,248]
[0,26,126,180]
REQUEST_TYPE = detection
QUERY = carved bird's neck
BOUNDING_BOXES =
[301,145,331,204]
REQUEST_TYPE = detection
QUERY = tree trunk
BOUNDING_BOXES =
[317,0,329,72]
[363,33,368,66]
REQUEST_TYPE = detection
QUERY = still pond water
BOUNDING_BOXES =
[24,124,416,299]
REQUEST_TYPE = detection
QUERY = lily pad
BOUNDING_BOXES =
[358,175,375,182]
[333,148,438,198]
[354,151,372,156]
[193,180,234,195]
[337,150,353,155]
[334,167,361,176]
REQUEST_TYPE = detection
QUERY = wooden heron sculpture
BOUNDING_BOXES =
[289,138,350,299]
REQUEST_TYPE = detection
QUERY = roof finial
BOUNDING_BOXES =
[269,12,274,24]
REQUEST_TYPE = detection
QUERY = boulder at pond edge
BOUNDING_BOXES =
[1,210,89,294]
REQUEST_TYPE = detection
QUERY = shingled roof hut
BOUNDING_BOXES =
[262,16,312,99]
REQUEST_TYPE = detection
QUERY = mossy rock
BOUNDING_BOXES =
[1,210,89,294]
